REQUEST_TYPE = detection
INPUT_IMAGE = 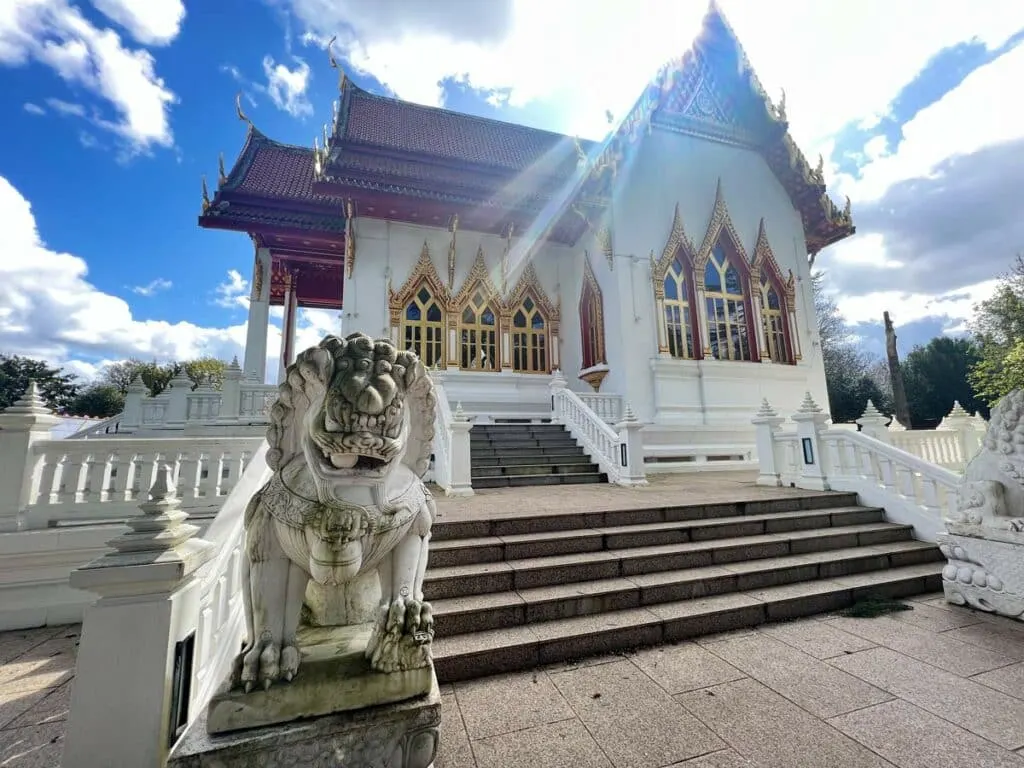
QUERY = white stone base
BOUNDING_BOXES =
[938,531,1024,620]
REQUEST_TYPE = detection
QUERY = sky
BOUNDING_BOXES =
[0,0,1022,383]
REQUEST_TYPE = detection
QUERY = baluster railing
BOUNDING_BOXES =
[577,393,623,424]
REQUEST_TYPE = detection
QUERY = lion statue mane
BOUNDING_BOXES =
[233,332,437,691]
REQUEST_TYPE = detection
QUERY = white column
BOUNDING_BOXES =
[615,403,647,486]
[63,467,214,768]
[243,248,272,383]
[0,383,59,531]
[791,392,832,491]
[752,398,785,487]
[120,375,146,432]
[217,357,243,424]
[277,277,299,384]
[447,404,475,497]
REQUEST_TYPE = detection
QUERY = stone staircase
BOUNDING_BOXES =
[425,492,943,683]
[470,423,607,489]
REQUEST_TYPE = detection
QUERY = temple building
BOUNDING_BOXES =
[200,2,854,470]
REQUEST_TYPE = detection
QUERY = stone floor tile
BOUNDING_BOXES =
[831,647,1024,750]
[890,602,986,633]
[7,681,72,729]
[453,669,574,740]
[824,615,1016,676]
[676,678,894,768]
[666,749,760,767]
[0,722,65,767]
[543,653,628,674]
[0,690,48,731]
[943,622,1024,661]
[0,628,62,667]
[828,698,1024,768]
[630,642,745,695]
[471,718,612,768]
[694,629,759,646]
[436,692,476,768]
[705,633,892,718]
[758,617,876,659]
[553,659,724,767]
[972,662,1024,699]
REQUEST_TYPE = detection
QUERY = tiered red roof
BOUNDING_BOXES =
[201,1,853,255]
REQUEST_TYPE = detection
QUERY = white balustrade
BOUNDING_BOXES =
[141,397,170,425]
[550,373,646,486]
[22,436,264,528]
[186,390,223,422]
[577,393,623,424]
[239,383,279,420]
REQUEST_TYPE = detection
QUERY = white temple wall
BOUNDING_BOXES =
[607,127,830,434]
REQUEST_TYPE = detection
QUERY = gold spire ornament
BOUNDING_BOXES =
[327,35,347,90]
[344,200,356,279]
[447,213,459,289]
[218,152,227,186]
[235,92,251,125]
[777,88,787,122]
[201,175,211,213]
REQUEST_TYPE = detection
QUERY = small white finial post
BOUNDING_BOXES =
[791,391,831,491]
[856,399,892,443]
[0,381,61,531]
[752,398,786,486]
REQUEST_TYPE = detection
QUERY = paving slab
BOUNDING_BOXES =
[629,642,746,695]
[552,659,725,768]
[471,718,612,768]
[757,617,876,659]
[435,692,476,768]
[676,677,895,768]
[828,698,1024,768]
[704,633,892,718]
[453,670,574,740]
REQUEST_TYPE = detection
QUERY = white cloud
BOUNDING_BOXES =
[214,269,249,309]
[89,0,185,46]
[262,55,312,117]
[0,0,177,152]
[0,173,246,368]
[131,277,172,296]
[45,97,86,117]
[22,102,44,115]
[837,278,1001,329]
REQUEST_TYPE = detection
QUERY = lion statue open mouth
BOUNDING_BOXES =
[233,332,438,692]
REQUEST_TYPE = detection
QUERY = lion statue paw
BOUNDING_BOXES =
[366,596,435,674]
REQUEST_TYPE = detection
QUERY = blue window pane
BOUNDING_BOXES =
[664,275,678,300]
[427,303,442,321]
[725,266,742,295]
[705,262,721,291]
[406,303,421,321]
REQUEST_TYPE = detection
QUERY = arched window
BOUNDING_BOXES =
[664,256,697,359]
[402,283,445,367]
[580,263,605,369]
[512,295,548,373]
[459,290,498,370]
[759,274,790,364]
[704,244,752,361]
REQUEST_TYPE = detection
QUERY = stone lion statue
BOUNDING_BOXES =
[234,332,437,692]
[948,389,1024,533]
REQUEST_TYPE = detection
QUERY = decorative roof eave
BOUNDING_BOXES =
[197,206,347,238]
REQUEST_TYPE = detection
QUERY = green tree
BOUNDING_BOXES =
[181,357,227,390]
[101,359,176,396]
[968,253,1024,405]
[0,355,79,413]
[812,272,886,421]
[68,384,126,418]
[901,337,986,427]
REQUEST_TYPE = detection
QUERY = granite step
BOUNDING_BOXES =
[470,462,600,479]
[424,521,916,598]
[430,492,862,540]
[429,506,886,567]
[429,541,943,635]
[470,438,582,450]
[471,472,608,489]
[468,445,589,458]
[431,561,944,683]
[470,453,594,468]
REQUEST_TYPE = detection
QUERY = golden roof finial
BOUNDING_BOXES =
[201,175,211,213]
[322,123,329,148]
[235,92,250,125]
[815,153,824,177]
[843,195,852,218]
[777,88,787,122]
[218,152,227,186]
[327,35,347,90]
[332,99,338,124]
[574,136,587,168]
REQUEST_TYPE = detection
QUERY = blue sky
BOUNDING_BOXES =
[1,0,1023,381]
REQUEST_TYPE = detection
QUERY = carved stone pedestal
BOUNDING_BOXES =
[207,624,435,735]
[938,530,1024,620]
[168,679,440,768]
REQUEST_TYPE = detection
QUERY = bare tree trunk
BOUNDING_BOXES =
[884,311,912,428]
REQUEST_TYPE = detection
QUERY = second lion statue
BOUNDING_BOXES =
[233,332,438,692]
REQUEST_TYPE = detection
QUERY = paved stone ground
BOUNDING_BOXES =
[6,595,1024,766]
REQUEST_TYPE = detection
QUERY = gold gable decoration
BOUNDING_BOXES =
[506,261,560,324]
[651,203,697,299]
[387,241,452,325]
[751,219,795,302]
[695,179,748,270]
[453,245,506,315]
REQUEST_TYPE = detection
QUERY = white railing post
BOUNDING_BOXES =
[448,403,475,497]
[163,372,192,429]
[614,403,647,486]
[791,392,831,491]
[752,398,785,487]
[218,357,243,425]
[0,382,60,532]
[855,399,891,443]
[121,375,146,432]
[64,466,215,768]
[549,368,568,421]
